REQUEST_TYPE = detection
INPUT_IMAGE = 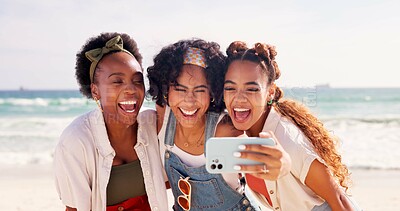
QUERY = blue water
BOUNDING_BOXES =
[1,88,400,169]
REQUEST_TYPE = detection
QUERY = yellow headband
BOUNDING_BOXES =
[183,47,207,68]
[85,35,134,83]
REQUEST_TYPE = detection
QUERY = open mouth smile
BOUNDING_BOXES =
[233,107,251,122]
[179,107,199,117]
[118,100,137,113]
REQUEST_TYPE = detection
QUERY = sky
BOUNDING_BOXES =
[0,0,399,90]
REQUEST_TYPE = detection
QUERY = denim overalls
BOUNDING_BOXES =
[164,111,255,211]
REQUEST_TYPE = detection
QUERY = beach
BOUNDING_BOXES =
[0,164,398,211]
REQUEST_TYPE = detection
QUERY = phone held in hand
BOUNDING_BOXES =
[205,137,275,174]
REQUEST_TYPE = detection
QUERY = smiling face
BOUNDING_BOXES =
[224,60,273,135]
[91,52,145,126]
[168,64,210,128]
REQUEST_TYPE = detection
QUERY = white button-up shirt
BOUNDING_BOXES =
[54,108,168,211]
[246,107,326,211]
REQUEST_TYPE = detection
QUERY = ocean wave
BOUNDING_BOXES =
[0,152,54,165]
[321,117,400,125]
[348,165,400,171]
[0,97,91,107]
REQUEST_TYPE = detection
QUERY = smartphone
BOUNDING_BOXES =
[205,137,275,174]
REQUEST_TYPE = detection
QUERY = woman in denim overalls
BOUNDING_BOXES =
[147,39,290,210]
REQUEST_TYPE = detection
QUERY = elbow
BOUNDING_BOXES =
[329,193,355,211]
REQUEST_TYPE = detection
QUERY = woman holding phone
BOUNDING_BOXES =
[147,39,290,211]
[223,41,361,211]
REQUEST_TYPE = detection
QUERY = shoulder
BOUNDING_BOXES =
[155,105,167,133]
[57,110,97,152]
[137,108,157,128]
[215,114,243,137]
[276,116,310,145]
[137,109,158,143]
[273,114,320,169]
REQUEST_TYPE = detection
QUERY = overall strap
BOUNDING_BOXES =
[204,111,220,156]
[165,111,219,148]
[164,111,177,146]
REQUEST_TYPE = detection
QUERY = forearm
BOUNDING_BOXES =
[326,193,354,211]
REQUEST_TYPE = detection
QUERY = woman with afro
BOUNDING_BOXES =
[54,32,168,211]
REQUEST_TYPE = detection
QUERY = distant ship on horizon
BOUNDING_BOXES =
[315,83,331,89]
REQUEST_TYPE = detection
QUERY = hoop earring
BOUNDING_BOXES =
[94,97,103,112]
[267,99,273,105]
[210,98,215,103]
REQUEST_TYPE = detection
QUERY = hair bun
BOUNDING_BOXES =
[267,45,277,61]
[254,43,270,63]
[226,41,248,57]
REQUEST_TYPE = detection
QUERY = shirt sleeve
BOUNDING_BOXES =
[54,129,92,210]
[275,119,326,185]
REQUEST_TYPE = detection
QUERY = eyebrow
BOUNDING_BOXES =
[244,81,260,86]
[175,83,208,89]
[224,80,235,85]
[224,80,260,86]
[108,72,143,78]
[108,72,124,78]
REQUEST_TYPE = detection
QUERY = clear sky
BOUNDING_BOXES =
[1,0,399,90]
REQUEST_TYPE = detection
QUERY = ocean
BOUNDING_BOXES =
[1,88,399,170]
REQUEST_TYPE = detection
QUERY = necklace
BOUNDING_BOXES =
[183,130,205,148]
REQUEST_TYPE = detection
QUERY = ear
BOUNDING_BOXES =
[91,83,100,100]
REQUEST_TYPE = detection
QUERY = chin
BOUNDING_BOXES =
[230,123,244,131]
[177,119,198,128]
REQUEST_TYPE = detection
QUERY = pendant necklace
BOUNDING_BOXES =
[183,130,205,147]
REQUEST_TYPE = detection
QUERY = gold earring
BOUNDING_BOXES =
[93,97,103,112]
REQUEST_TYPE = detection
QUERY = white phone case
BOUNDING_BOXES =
[205,137,275,174]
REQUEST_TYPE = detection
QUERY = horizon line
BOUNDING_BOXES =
[1,86,400,91]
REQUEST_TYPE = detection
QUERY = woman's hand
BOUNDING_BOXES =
[234,131,291,180]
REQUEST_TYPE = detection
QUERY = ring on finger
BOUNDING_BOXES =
[261,164,269,174]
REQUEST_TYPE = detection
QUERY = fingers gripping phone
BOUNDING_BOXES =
[205,137,275,174]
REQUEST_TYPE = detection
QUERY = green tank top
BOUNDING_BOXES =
[106,159,146,206]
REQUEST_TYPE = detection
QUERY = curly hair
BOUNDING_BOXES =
[75,32,143,99]
[226,41,351,191]
[147,39,226,113]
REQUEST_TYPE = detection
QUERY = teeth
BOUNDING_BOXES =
[234,108,250,112]
[119,101,136,105]
[119,101,136,113]
[180,108,198,115]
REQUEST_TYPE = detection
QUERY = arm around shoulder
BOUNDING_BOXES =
[215,115,244,137]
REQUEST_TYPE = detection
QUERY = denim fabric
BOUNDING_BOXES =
[164,112,255,211]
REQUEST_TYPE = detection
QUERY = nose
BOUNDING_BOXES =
[184,91,196,103]
[234,90,247,103]
[124,83,138,95]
